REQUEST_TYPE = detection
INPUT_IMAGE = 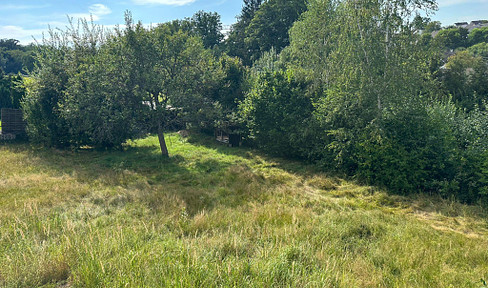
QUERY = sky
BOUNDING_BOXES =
[0,0,487,45]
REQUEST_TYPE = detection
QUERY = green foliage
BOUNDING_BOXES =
[282,0,488,200]
[21,31,71,147]
[290,0,436,166]
[22,19,146,148]
[214,55,246,111]
[0,39,36,75]
[467,42,488,58]
[424,21,442,33]
[22,14,223,152]
[434,27,469,50]
[226,0,307,66]
[63,21,147,148]
[0,74,24,110]
[240,68,313,157]
[190,11,224,49]
[225,0,263,66]
[468,27,488,46]
[356,101,459,195]
[451,106,488,202]
[244,0,307,64]
[412,15,431,32]
[441,51,488,111]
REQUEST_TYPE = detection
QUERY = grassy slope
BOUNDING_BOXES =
[0,133,487,287]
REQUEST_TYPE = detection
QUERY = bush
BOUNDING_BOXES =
[355,100,488,202]
[22,22,147,148]
[22,44,71,147]
[355,101,458,195]
[239,69,313,157]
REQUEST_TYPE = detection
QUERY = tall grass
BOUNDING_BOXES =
[0,133,487,287]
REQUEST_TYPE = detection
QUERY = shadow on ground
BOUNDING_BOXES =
[2,134,487,222]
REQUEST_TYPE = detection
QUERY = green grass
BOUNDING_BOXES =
[1,133,488,287]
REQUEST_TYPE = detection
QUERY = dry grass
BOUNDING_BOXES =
[0,133,487,287]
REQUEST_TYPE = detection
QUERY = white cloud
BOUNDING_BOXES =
[438,0,488,7]
[0,25,45,44]
[0,4,113,44]
[89,4,111,16]
[132,0,196,6]
[67,4,112,22]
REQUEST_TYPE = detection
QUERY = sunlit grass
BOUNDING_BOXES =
[1,133,487,287]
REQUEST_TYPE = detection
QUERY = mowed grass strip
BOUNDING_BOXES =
[0,133,487,287]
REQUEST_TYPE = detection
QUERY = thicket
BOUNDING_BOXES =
[15,0,488,202]
[239,0,488,202]
[22,15,241,153]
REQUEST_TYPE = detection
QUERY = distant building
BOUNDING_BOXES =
[432,20,488,38]
[454,20,488,32]
[454,22,468,28]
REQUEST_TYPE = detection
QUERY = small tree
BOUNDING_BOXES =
[124,14,223,156]
[468,27,488,47]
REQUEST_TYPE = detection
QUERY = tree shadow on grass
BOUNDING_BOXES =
[186,133,488,222]
[1,140,253,216]
[4,136,487,223]
[26,145,189,184]
[186,132,330,178]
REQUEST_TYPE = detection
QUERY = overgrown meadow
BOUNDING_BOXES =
[1,133,487,287]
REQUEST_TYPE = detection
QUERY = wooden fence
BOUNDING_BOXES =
[1,108,26,135]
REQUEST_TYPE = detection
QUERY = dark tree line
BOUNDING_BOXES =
[0,39,35,110]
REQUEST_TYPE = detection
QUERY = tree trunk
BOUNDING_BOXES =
[158,122,169,157]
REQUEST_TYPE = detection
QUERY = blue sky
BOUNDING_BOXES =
[0,0,487,45]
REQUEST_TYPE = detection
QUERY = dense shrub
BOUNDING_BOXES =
[22,39,71,147]
[239,69,313,157]
[22,24,145,148]
[238,0,488,203]
[355,101,458,195]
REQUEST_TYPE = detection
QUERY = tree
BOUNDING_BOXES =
[244,0,307,63]
[424,20,441,34]
[190,11,224,49]
[412,15,431,32]
[124,14,223,156]
[23,12,223,153]
[0,74,24,110]
[467,42,488,58]
[225,0,263,65]
[22,29,71,147]
[59,19,147,148]
[468,27,488,47]
[285,0,461,193]
[0,39,36,74]
[434,27,468,50]
[440,51,488,111]
[240,67,313,157]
